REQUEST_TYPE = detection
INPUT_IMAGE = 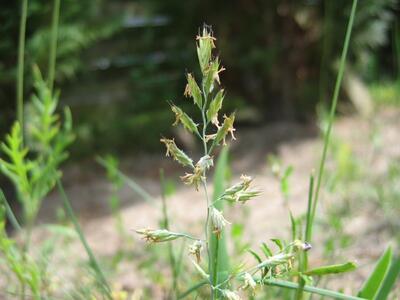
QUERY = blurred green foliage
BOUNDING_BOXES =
[1,0,399,156]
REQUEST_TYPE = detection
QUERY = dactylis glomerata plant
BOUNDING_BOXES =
[136,26,312,300]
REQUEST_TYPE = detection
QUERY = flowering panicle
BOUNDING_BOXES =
[219,175,260,203]
[184,73,203,108]
[242,273,257,291]
[170,104,200,135]
[206,89,225,126]
[181,155,213,190]
[210,207,230,238]
[214,113,236,146]
[220,289,241,300]
[189,240,203,263]
[160,138,193,167]
[136,229,184,243]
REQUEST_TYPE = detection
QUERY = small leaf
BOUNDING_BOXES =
[289,211,297,241]
[271,238,284,251]
[358,246,393,299]
[248,249,262,264]
[305,262,357,276]
[375,256,400,300]
[261,242,273,258]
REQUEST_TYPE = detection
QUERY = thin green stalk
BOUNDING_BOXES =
[178,277,365,300]
[96,157,155,203]
[48,0,60,92]
[296,174,314,300]
[160,169,179,298]
[311,0,358,240]
[0,189,22,231]
[178,280,208,299]
[263,279,366,300]
[17,0,28,135]
[199,88,214,298]
[56,179,112,300]
[212,236,220,299]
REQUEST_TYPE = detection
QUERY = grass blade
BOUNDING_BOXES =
[311,0,358,240]
[264,279,366,300]
[178,280,208,299]
[48,0,60,92]
[17,0,28,134]
[358,246,393,299]
[0,189,21,231]
[375,256,400,300]
[305,262,357,276]
[209,146,230,293]
[56,178,112,299]
[97,156,154,203]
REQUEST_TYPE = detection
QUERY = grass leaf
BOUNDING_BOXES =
[375,256,400,300]
[305,262,357,276]
[358,246,392,299]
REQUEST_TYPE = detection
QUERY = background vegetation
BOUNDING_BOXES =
[1,1,399,155]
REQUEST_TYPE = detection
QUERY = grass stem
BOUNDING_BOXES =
[48,0,60,92]
[17,0,28,137]
[0,189,22,231]
[311,0,358,241]
[56,178,112,299]
[160,169,179,298]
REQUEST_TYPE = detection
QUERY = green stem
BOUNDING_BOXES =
[212,236,220,299]
[160,169,179,298]
[17,0,28,136]
[56,178,112,300]
[96,156,155,204]
[311,0,358,240]
[296,174,315,300]
[48,0,60,92]
[263,279,366,300]
[200,86,215,299]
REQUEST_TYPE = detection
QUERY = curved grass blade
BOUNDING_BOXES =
[56,178,112,299]
[375,256,400,300]
[264,279,366,300]
[178,280,208,299]
[358,246,393,299]
[0,189,21,231]
[305,262,356,276]
[209,146,230,293]
[97,156,155,203]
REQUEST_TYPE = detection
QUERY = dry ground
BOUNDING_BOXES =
[24,107,400,297]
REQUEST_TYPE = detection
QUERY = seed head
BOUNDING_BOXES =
[180,155,213,190]
[220,289,241,300]
[215,113,236,146]
[242,272,257,291]
[184,73,203,107]
[160,138,193,167]
[196,26,216,74]
[170,104,199,135]
[136,229,182,243]
[220,175,260,203]
[188,240,203,263]
[210,207,230,238]
[293,240,312,252]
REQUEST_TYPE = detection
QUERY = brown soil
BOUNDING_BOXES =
[21,108,400,297]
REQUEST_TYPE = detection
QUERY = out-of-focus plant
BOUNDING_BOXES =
[268,154,294,202]
[0,66,73,244]
[101,155,125,237]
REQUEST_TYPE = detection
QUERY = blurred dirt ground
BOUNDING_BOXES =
[19,107,400,297]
